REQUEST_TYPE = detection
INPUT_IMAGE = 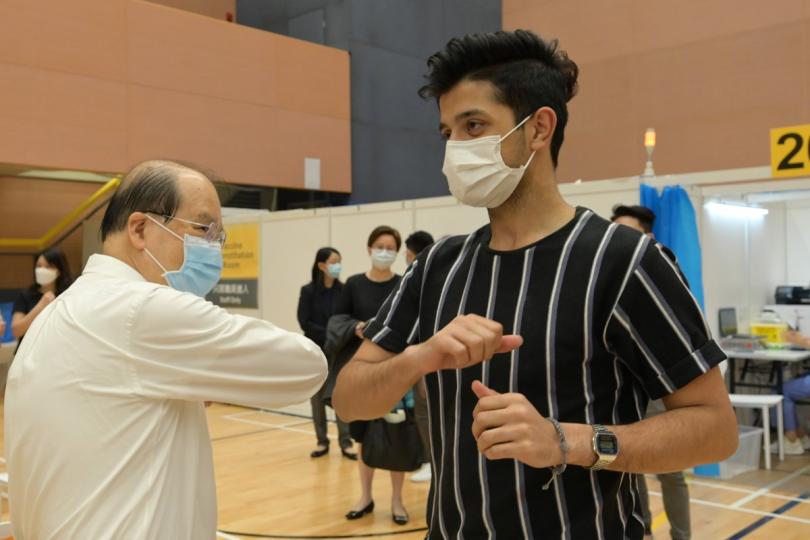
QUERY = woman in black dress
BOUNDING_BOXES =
[11,247,73,348]
[335,226,410,525]
[297,247,356,460]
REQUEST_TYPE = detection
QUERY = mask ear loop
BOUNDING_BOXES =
[499,114,533,143]
[144,214,184,275]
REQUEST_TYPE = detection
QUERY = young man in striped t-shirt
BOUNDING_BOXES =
[333,30,738,540]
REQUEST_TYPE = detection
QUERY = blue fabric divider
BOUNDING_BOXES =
[1,302,13,343]
[641,184,705,311]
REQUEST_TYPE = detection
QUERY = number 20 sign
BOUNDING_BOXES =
[771,124,810,178]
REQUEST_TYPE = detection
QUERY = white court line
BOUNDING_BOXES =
[686,478,810,505]
[649,491,810,526]
[730,464,810,508]
[216,531,242,540]
[222,415,334,440]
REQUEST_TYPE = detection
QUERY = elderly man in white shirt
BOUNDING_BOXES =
[5,160,328,539]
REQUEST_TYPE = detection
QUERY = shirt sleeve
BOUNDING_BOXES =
[606,242,726,400]
[334,278,354,316]
[13,290,31,315]
[127,287,327,409]
[363,256,424,354]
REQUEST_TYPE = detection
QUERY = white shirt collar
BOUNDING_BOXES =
[83,254,148,283]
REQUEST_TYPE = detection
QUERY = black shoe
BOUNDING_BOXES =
[310,445,329,458]
[341,447,358,461]
[345,501,374,520]
[392,511,409,525]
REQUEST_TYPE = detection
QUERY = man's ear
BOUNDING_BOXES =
[127,212,149,250]
[527,106,557,153]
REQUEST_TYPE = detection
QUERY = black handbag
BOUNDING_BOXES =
[361,415,423,472]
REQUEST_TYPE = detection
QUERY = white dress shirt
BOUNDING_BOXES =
[5,254,327,539]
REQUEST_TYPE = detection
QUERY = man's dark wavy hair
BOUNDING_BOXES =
[419,30,579,168]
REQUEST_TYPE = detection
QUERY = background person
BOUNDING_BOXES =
[298,247,356,460]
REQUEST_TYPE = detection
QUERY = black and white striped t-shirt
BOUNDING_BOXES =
[363,207,725,540]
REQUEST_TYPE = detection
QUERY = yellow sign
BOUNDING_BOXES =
[220,222,260,280]
[771,123,810,178]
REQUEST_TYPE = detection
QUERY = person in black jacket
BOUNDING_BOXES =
[12,247,73,350]
[297,247,356,460]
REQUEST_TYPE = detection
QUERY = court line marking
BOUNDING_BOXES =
[216,531,243,540]
[651,511,668,532]
[680,478,810,505]
[649,490,810,526]
[222,414,334,440]
[729,464,810,508]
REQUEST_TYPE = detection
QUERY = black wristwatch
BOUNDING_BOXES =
[588,424,619,471]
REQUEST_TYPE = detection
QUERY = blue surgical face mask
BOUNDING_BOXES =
[327,263,342,279]
[144,215,223,297]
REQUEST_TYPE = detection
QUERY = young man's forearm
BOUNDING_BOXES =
[332,344,426,421]
[561,403,738,473]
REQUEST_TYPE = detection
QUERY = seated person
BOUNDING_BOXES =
[774,330,810,454]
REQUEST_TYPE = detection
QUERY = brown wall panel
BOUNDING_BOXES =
[503,0,810,181]
[0,0,351,191]
[126,85,283,186]
[128,1,349,121]
[0,64,128,172]
[145,0,234,20]
[0,0,127,82]
[630,0,804,54]
[272,109,352,192]
[0,177,100,289]
[558,56,637,181]
[127,1,278,108]
[270,40,351,121]
[504,0,635,65]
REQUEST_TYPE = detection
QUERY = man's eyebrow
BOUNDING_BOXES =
[439,109,488,131]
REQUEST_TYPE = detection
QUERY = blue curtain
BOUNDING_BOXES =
[640,184,705,311]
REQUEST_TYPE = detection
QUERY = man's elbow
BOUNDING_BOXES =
[332,370,356,422]
[712,403,739,462]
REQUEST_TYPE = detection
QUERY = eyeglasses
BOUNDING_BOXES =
[149,213,227,246]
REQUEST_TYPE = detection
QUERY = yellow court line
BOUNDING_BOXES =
[0,177,120,251]
[651,511,669,532]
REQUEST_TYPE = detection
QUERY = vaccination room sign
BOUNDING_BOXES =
[208,222,260,309]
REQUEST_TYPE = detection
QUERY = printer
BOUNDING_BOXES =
[775,286,810,305]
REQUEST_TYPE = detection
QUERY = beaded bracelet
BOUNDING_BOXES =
[542,417,568,491]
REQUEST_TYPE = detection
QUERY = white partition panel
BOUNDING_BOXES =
[262,211,331,333]
[329,202,414,279]
[413,196,489,239]
[786,200,810,286]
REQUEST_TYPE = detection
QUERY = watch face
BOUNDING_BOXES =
[595,432,619,456]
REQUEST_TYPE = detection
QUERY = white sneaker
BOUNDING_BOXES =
[410,463,432,483]
[771,439,806,455]
[801,435,810,450]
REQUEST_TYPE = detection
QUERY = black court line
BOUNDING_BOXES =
[218,527,428,539]
[726,491,810,539]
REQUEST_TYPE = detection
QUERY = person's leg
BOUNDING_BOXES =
[782,375,810,441]
[337,418,354,451]
[658,472,691,540]
[637,475,653,539]
[414,380,431,463]
[390,471,408,519]
[348,447,375,512]
[310,388,329,452]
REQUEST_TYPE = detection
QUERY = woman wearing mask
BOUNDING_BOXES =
[297,247,356,460]
[12,247,73,348]
[334,226,410,525]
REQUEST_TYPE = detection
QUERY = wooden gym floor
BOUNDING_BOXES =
[1,403,810,539]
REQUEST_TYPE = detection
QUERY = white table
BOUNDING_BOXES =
[728,394,784,470]
[723,348,810,393]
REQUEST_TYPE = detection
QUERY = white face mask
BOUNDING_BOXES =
[371,248,397,270]
[441,115,536,208]
[35,267,58,286]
